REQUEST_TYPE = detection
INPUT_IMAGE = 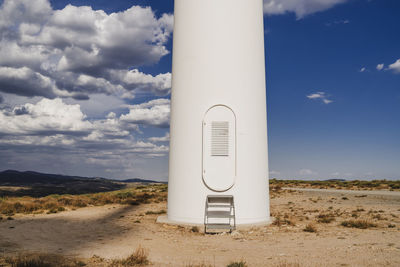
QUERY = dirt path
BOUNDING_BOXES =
[1,189,400,266]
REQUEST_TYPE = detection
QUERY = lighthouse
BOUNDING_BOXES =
[166,0,269,226]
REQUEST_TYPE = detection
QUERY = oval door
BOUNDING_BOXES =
[202,105,236,191]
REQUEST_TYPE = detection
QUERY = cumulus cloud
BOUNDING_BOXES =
[0,98,169,162]
[376,63,384,71]
[359,67,366,73]
[388,59,400,74]
[120,99,170,127]
[306,91,333,104]
[148,133,170,143]
[263,0,348,19]
[0,98,91,135]
[0,0,172,100]
[0,98,170,137]
[109,69,171,97]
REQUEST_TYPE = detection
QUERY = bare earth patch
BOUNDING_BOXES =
[0,188,399,266]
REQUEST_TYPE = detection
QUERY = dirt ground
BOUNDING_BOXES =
[1,189,399,266]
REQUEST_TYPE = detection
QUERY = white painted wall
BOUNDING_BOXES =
[167,0,270,225]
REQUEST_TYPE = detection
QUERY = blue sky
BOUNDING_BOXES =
[0,0,399,180]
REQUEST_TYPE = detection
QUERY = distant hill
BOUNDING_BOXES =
[0,170,107,186]
[121,178,165,184]
[0,170,162,197]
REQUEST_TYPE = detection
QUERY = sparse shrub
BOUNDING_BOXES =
[388,224,396,228]
[316,214,335,223]
[340,220,377,229]
[115,191,135,200]
[303,223,317,233]
[7,216,14,220]
[226,260,247,267]
[145,210,166,215]
[47,208,58,214]
[191,226,199,233]
[0,185,168,216]
[127,200,140,206]
[372,214,387,220]
[273,217,295,226]
[341,197,348,200]
[4,253,83,267]
[110,246,149,266]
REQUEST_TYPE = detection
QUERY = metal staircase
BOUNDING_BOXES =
[204,195,236,233]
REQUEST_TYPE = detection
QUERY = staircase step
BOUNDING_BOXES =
[207,204,232,208]
[206,223,232,230]
[206,210,234,218]
[205,195,236,233]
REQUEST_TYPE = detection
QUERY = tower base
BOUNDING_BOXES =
[156,215,272,230]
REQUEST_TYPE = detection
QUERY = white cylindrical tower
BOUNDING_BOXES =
[167,0,269,225]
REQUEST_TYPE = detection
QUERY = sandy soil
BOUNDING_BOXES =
[1,189,399,266]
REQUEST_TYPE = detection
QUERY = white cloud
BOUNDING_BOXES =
[388,59,400,74]
[376,64,384,71]
[0,98,169,158]
[306,91,333,104]
[299,169,317,175]
[0,66,62,98]
[120,99,170,127]
[148,132,170,143]
[0,98,92,135]
[359,67,366,72]
[263,0,348,19]
[109,69,171,97]
[0,0,172,99]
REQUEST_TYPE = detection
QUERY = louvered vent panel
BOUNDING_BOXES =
[211,121,229,156]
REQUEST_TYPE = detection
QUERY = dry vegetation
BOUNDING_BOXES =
[0,184,167,217]
[0,246,150,267]
[340,219,377,229]
[270,178,400,191]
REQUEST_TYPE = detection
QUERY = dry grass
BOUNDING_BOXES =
[226,260,247,267]
[269,179,400,191]
[144,209,166,215]
[273,216,296,227]
[2,253,85,267]
[191,226,199,233]
[316,213,335,223]
[109,246,150,266]
[0,184,167,216]
[303,223,317,233]
[1,247,151,267]
[340,220,377,229]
